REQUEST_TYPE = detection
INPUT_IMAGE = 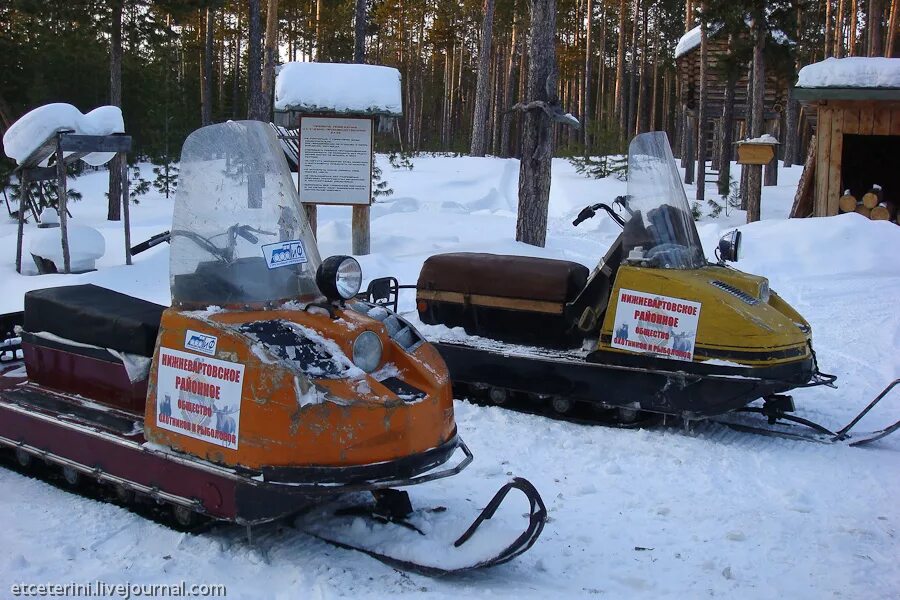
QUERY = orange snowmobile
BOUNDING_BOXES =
[0,121,545,575]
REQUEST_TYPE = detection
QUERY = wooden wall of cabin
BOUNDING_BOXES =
[676,39,786,163]
[677,39,784,120]
[813,101,900,217]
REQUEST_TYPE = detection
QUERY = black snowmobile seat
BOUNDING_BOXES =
[418,253,589,305]
[23,284,166,357]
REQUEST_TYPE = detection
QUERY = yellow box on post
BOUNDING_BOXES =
[735,140,777,165]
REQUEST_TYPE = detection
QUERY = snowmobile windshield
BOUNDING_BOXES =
[170,121,323,308]
[621,132,706,270]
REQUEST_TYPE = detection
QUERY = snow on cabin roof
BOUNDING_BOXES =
[274,62,403,117]
[675,21,791,60]
[675,25,703,59]
[674,23,724,59]
[796,57,900,89]
[2,103,124,166]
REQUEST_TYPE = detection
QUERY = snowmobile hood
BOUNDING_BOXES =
[601,264,812,366]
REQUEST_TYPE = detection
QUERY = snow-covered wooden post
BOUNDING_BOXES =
[55,132,71,273]
[120,151,132,265]
[273,62,403,256]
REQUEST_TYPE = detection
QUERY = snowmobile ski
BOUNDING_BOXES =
[715,379,900,447]
[297,477,547,576]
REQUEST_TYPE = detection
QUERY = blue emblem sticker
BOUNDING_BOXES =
[261,239,308,269]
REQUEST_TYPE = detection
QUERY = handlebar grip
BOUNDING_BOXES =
[573,207,595,226]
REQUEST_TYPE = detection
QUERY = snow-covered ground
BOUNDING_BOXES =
[1,156,899,599]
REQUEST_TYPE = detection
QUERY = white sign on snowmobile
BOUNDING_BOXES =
[611,289,701,361]
[155,347,245,450]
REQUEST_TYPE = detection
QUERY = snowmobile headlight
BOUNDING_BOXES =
[352,331,383,373]
[317,255,363,301]
[757,279,770,303]
[717,230,741,263]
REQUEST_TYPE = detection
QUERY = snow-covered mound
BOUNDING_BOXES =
[2,103,124,166]
[797,57,900,89]
[737,213,900,279]
[274,62,403,116]
[29,224,106,272]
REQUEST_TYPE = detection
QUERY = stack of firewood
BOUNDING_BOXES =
[838,186,898,225]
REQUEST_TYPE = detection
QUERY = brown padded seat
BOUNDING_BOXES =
[418,253,589,304]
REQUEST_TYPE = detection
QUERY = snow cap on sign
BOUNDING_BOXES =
[796,57,900,89]
[274,62,403,117]
[2,103,125,166]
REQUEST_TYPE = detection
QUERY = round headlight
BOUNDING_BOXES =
[352,331,383,373]
[316,255,363,301]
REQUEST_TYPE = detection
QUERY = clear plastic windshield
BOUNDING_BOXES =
[620,132,706,269]
[170,121,323,307]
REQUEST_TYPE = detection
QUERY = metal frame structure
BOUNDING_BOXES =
[14,130,132,274]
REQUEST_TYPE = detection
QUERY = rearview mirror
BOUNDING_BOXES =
[717,230,741,263]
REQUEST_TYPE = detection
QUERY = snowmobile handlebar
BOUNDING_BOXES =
[169,224,276,263]
[572,197,628,228]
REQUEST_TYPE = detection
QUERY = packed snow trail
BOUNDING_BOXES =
[1,156,898,598]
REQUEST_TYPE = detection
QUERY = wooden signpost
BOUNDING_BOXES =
[272,62,403,257]
[295,114,375,255]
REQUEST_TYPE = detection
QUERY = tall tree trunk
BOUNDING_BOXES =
[232,10,242,120]
[649,6,659,131]
[201,7,214,126]
[517,0,558,247]
[868,0,884,56]
[596,0,607,127]
[107,0,123,222]
[260,0,279,123]
[636,1,649,134]
[471,0,496,156]
[247,0,265,120]
[717,73,736,197]
[887,0,898,57]
[217,10,225,114]
[501,13,521,157]
[696,3,708,202]
[613,0,627,137]
[354,0,366,63]
[746,16,766,223]
[782,93,800,171]
[316,0,324,60]
[835,0,846,57]
[825,0,834,57]
[582,0,593,152]
[626,0,639,139]
[849,0,858,55]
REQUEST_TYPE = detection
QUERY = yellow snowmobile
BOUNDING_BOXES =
[371,132,898,445]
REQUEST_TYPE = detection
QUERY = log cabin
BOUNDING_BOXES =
[675,23,790,168]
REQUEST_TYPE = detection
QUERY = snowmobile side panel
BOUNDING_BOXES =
[0,380,470,523]
[21,333,148,414]
[433,340,813,418]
